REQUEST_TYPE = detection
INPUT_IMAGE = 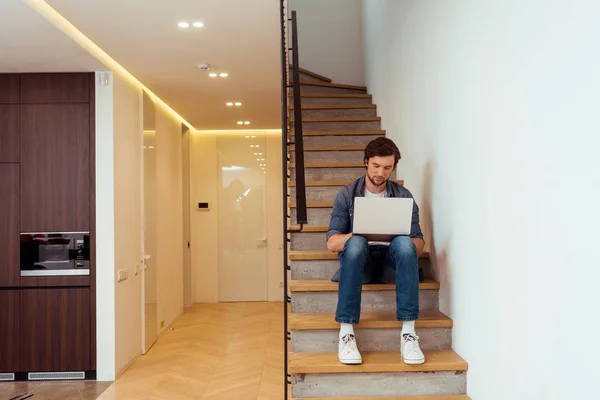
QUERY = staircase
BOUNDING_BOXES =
[286,68,470,399]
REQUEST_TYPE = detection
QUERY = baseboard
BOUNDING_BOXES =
[116,351,142,379]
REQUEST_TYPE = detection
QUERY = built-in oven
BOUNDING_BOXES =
[20,232,90,276]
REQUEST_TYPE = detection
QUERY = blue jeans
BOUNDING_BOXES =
[333,235,420,324]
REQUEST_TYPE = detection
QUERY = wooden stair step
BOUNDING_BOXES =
[289,104,377,110]
[289,93,372,99]
[289,179,404,187]
[293,396,471,400]
[289,145,365,151]
[289,349,467,374]
[289,250,430,260]
[290,279,439,292]
[295,81,368,91]
[289,311,452,330]
[289,162,364,168]
[296,130,385,136]
[290,116,381,123]
[289,201,332,208]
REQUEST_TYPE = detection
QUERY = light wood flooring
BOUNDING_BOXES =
[0,302,285,400]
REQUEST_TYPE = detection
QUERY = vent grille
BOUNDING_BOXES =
[28,371,85,381]
[0,373,15,381]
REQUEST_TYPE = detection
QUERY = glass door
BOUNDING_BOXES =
[217,131,269,301]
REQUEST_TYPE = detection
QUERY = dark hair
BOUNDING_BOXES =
[363,137,401,166]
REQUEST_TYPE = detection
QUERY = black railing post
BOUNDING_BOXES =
[282,5,308,400]
[280,1,290,400]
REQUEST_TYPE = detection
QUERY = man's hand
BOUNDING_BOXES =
[327,233,353,253]
[411,237,425,256]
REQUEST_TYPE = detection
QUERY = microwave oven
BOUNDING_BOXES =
[20,232,90,277]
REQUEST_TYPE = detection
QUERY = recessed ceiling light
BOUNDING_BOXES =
[251,135,256,138]
[178,22,189,28]
[255,145,260,148]
[237,121,243,125]
[226,102,234,107]
[192,22,204,28]
[209,73,217,78]
[244,121,250,125]
[256,158,261,161]
[260,158,265,161]
[219,73,228,78]
[235,102,242,106]
[258,152,263,155]
[254,153,258,155]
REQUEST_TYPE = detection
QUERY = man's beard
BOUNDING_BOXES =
[367,173,387,187]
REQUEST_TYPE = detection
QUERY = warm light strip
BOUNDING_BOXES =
[24,0,196,132]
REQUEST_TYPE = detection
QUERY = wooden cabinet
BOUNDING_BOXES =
[20,288,91,372]
[0,290,20,372]
[0,105,19,162]
[0,74,19,104]
[20,104,90,232]
[0,163,19,287]
[20,73,89,104]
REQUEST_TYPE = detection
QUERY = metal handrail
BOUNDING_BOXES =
[280,4,307,399]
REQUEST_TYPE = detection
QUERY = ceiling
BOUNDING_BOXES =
[2,0,283,130]
[0,1,105,72]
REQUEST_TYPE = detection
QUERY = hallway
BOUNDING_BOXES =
[1,302,284,400]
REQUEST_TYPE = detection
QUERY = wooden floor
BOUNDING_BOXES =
[0,302,285,400]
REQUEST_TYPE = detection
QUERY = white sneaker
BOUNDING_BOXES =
[338,334,362,364]
[401,333,425,365]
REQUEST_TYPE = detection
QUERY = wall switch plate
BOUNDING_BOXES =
[117,269,128,282]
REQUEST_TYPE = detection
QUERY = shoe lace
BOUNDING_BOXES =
[403,333,420,344]
[340,334,356,353]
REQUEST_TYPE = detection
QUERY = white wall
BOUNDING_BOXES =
[289,0,364,85]
[95,71,116,381]
[362,1,600,398]
[190,130,284,303]
[155,105,184,330]
[112,73,143,376]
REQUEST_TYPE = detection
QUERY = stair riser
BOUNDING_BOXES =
[291,120,381,132]
[291,260,434,280]
[296,108,377,118]
[297,71,329,83]
[293,85,368,95]
[290,208,332,225]
[291,371,466,398]
[290,150,364,163]
[291,327,452,352]
[291,291,439,313]
[289,167,366,183]
[298,134,384,147]
[291,186,344,202]
[291,232,328,251]
[299,96,372,106]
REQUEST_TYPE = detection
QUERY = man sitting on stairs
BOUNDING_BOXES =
[326,137,426,365]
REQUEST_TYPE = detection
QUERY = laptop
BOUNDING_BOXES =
[352,197,414,242]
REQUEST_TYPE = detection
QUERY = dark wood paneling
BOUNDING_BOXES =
[0,289,20,372]
[0,105,19,162]
[20,104,90,232]
[88,74,97,370]
[20,276,90,287]
[0,75,19,104]
[20,287,91,372]
[20,73,89,104]
[0,163,20,287]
